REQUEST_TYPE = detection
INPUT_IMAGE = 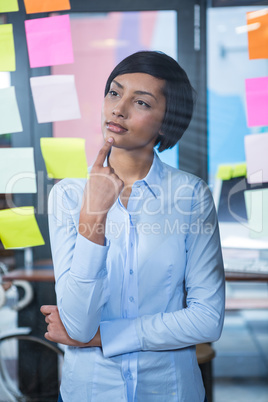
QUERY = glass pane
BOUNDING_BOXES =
[207,6,268,184]
[207,10,268,395]
[52,10,178,167]
[207,6,268,247]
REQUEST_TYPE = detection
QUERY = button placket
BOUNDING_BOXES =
[121,213,138,402]
[126,221,137,318]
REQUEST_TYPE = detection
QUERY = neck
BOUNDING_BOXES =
[108,147,154,186]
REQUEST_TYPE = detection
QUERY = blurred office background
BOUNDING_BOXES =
[0,1,268,401]
[207,6,268,402]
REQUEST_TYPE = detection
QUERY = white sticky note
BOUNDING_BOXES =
[0,148,36,193]
[244,133,268,184]
[30,75,81,123]
[0,87,23,135]
[245,189,268,239]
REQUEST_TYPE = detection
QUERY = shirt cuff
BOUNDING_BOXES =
[70,233,110,279]
[100,318,141,358]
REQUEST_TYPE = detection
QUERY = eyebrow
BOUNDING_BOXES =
[112,79,157,101]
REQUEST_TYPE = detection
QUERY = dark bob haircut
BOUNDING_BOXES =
[104,51,195,152]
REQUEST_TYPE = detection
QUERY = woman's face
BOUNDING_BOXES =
[101,73,166,152]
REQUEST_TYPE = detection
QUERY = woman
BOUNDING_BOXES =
[41,51,225,402]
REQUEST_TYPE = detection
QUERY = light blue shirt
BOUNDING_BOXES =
[48,153,225,402]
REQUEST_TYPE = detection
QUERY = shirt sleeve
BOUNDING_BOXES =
[48,180,110,343]
[100,179,225,357]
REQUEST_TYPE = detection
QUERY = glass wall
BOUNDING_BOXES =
[207,6,268,185]
[207,6,268,394]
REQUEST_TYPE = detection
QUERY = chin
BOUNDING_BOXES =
[104,132,125,146]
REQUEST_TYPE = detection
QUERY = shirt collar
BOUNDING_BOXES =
[139,151,164,198]
[89,151,164,198]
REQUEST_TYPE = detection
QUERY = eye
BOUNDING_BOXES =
[136,100,151,108]
[108,90,118,97]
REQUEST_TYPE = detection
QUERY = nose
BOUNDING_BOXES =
[112,99,127,118]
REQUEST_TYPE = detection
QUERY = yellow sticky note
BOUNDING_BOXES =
[40,137,88,179]
[216,165,233,180]
[232,163,247,178]
[0,0,19,12]
[0,207,45,249]
[0,24,15,71]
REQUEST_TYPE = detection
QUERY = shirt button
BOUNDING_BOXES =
[130,242,133,247]
[128,372,133,380]
[129,296,134,302]
[130,269,133,275]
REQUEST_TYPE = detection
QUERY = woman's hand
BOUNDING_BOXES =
[40,305,102,347]
[79,138,124,245]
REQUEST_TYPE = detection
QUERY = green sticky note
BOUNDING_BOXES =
[0,24,15,71]
[232,163,247,178]
[40,137,88,179]
[244,189,268,239]
[216,164,233,180]
[0,207,45,249]
[0,87,23,134]
[0,0,19,12]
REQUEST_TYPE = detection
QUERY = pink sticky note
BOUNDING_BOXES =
[245,77,268,127]
[25,15,73,68]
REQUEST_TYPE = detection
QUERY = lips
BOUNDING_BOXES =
[106,121,127,134]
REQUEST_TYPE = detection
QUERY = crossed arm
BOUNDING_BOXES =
[40,304,101,347]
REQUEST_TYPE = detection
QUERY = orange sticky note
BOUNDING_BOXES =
[23,0,70,14]
[247,9,268,59]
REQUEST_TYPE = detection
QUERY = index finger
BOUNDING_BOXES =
[40,305,57,316]
[93,138,114,167]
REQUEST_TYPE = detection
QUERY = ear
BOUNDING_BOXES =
[158,129,164,136]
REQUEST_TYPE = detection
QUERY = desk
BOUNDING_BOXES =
[4,267,268,310]
[3,268,55,282]
[225,273,268,310]
[222,249,268,309]
[222,247,268,283]
[5,268,268,283]
[225,271,268,282]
